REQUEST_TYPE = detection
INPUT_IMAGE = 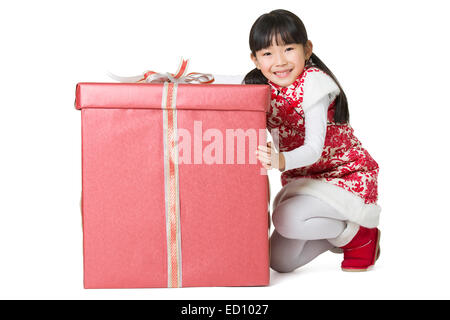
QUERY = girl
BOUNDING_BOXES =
[247,9,381,272]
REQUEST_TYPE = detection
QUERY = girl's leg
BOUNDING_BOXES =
[272,194,347,240]
[270,194,347,272]
[270,230,334,273]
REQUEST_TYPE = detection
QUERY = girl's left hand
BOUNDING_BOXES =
[256,142,285,171]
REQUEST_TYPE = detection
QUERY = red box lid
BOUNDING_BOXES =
[75,83,270,112]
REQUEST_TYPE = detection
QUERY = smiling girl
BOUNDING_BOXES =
[247,9,381,272]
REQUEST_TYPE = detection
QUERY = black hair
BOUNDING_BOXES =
[244,9,349,123]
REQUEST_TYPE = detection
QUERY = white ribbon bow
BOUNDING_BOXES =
[107,58,214,84]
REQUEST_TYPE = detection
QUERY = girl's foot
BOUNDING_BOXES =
[340,226,380,272]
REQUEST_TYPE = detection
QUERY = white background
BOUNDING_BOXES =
[1,0,449,300]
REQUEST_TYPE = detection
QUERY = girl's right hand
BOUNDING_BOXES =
[255,142,285,171]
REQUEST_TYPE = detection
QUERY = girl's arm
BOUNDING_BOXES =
[256,96,328,171]
[281,95,328,171]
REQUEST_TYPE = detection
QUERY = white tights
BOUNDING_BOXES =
[270,194,347,273]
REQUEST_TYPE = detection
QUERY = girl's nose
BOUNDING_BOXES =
[274,52,287,66]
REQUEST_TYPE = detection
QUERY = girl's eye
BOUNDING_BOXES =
[286,47,294,52]
[263,52,271,56]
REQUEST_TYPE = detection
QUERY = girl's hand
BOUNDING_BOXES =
[256,142,285,171]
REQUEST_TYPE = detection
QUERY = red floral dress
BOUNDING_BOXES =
[267,67,379,205]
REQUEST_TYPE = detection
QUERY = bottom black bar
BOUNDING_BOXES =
[0,299,440,318]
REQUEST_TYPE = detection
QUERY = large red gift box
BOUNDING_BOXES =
[75,82,271,288]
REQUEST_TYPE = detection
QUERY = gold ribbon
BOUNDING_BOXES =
[161,82,182,288]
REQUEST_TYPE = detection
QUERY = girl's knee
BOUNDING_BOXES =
[269,230,303,273]
[270,255,298,273]
[272,208,305,239]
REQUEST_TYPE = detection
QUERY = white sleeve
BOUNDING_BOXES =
[281,95,329,171]
[212,74,245,84]
[302,70,340,112]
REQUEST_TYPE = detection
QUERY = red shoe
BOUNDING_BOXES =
[340,226,381,272]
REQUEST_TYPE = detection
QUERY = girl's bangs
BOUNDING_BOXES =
[252,17,305,52]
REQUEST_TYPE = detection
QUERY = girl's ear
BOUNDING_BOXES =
[250,53,261,70]
[305,40,313,60]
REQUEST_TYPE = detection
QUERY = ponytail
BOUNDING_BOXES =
[243,68,268,85]
[310,53,349,123]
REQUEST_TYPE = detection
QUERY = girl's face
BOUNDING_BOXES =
[251,38,313,87]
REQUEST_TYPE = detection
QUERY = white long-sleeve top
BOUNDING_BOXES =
[281,95,329,171]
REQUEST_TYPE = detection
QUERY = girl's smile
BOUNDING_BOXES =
[273,68,293,78]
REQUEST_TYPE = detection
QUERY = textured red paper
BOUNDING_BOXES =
[76,83,270,288]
